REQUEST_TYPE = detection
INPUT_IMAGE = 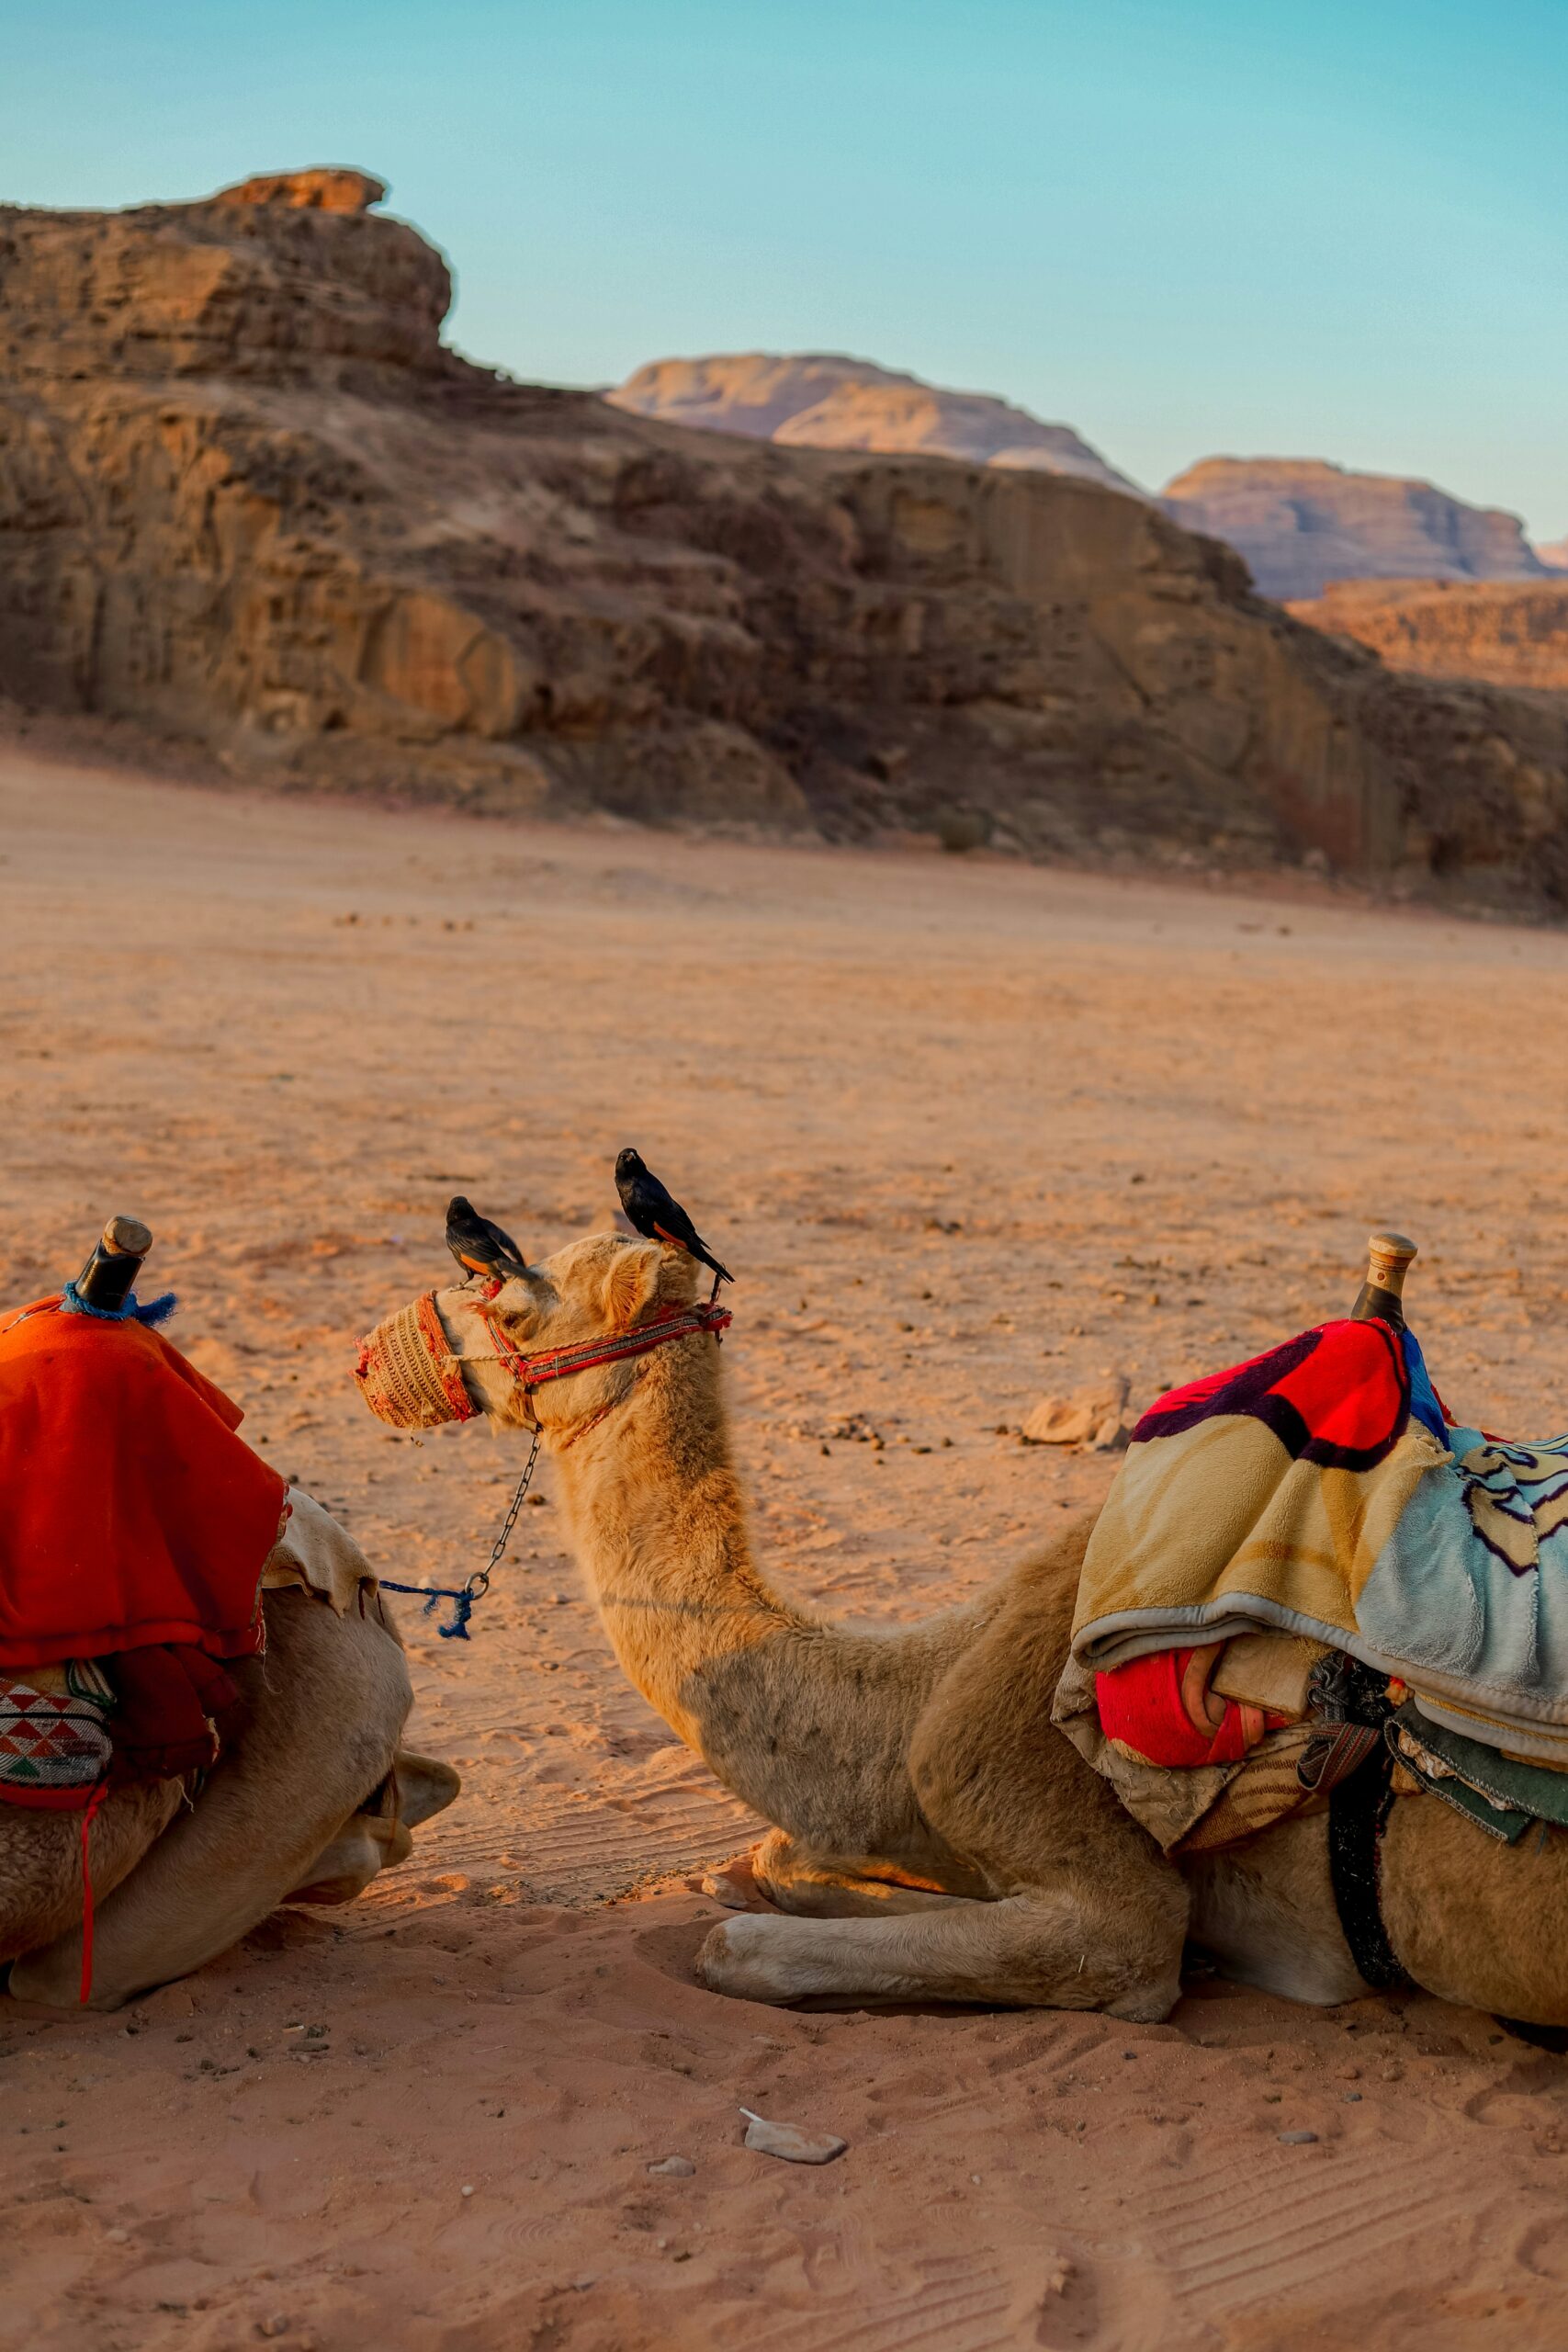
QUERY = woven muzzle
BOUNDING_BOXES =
[355,1294,476,1430]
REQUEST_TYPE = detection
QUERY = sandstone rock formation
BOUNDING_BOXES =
[1290,577,1568,694]
[608,354,1145,498]
[1161,458,1545,604]
[1538,538,1568,574]
[4,175,1568,909]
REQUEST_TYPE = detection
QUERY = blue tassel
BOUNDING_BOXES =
[61,1281,178,1327]
[380,1580,475,1639]
[436,1589,476,1641]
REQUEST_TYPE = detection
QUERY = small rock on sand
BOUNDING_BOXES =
[648,2155,696,2177]
[1021,1376,1130,1449]
[740,2109,847,2165]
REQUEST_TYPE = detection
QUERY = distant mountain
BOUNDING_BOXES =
[1288,576,1568,694]
[606,353,1145,499]
[1161,457,1545,603]
[1539,537,1568,573]
[11,179,1568,912]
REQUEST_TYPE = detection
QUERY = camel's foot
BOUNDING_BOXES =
[696,1892,1183,2016]
[748,1827,976,1919]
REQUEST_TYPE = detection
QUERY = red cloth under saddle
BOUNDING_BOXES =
[0,1296,286,1669]
[1095,1645,1290,1769]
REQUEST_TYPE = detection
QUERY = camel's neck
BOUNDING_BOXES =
[555,1350,800,1744]
[550,1350,964,1860]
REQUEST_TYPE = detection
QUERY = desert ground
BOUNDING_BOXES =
[8,745,1568,2352]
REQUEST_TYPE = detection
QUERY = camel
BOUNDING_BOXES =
[374,1228,1568,2027]
[1,1519,459,2013]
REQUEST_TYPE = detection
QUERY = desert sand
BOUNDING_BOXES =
[7,747,1568,2350]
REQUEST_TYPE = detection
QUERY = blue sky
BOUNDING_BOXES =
[6,0,1565,536]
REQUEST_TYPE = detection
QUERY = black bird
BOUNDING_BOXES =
[446,1195,529,1284]
[615,1149,733,1285]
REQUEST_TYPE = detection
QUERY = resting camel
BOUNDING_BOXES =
[1,1525,459,2013]
[373,1229,1568,2026]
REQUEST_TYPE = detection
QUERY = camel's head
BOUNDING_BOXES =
[356,1229,708,1442]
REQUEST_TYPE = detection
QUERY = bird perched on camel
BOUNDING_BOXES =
[615,1148,733,1285]
[446,1195,529,1284]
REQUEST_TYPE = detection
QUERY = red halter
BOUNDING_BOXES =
[473,1290,732,1418]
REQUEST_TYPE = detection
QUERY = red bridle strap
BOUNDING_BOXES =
[474,1295,732,1399]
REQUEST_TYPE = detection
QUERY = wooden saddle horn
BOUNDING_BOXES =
[1349,1229,1416,1332]
[73,1214,152,1313]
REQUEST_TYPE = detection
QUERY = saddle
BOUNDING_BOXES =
[0,1218,287,1810]
[1055,1233,1568,1988]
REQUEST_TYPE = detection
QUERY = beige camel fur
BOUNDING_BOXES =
[2,1576,458,2013]
[412,1231,1568,2025]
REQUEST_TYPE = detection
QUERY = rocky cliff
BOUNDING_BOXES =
[5,175,1568,909]
[1290,577,1568,694]
[1161,457,1545,604]
[607,353,1145,498]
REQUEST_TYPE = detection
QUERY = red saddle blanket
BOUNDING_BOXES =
[0,1296,285,1668]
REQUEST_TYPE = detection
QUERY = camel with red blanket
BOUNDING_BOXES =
[0,1227,457,2012]
[358,1220,1568,2029]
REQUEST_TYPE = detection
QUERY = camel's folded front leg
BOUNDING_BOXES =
[697,1886,1181,2018]
[740,1826,980,1917]
[9,1589,415,2011]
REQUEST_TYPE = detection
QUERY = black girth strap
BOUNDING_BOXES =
[1308,1651,1409,1994]
[1328,1741,1409,1992]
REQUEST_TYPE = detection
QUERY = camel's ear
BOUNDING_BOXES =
[599,1243,663,1331]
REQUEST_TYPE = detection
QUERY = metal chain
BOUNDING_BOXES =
[464,1427,542,1606]
[379,1426,542,1637]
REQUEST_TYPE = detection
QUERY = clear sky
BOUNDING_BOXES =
[6,0,1566,537]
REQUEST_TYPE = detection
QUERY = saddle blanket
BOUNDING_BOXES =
[0,1294,286,1668]
[1063,1317,1568,1773]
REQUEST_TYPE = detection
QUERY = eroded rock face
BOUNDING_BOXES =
[0,170,451,383]
[608,353,1145,498]
[1162,457,1545,604]
[3,176,1568,907]
[1291,577,1568,694]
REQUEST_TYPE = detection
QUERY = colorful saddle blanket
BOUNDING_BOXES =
[0,1294,285,1669]
[1064,1317,1568,1773]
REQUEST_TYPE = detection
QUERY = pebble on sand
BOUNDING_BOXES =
[1277,2130,1319,2144]
[1021,1377,1130,1451]
[740,2108,848,2165]
[648,2155,696,2177]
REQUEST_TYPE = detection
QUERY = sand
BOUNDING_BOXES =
[6,747,1568,2349]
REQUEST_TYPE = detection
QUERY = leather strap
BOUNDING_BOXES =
[1328,1741,1409,1992]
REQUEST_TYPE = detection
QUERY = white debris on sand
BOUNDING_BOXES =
[740,2109,848,2165]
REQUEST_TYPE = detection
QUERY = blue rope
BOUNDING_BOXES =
[379,1434,542,1643]
[378,1581,479,1640]
[60,1281,178,1328]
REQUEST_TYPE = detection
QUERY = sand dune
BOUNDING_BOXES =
[6,746,1568,2348]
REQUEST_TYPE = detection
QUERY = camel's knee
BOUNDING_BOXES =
[285,1750,460,1905]
[287,1818,411,1905]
